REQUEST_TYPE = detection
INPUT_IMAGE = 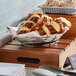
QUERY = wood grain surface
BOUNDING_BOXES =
[0,14,76,68]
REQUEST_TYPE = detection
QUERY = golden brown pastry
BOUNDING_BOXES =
[44,0,65,7]
[17,14,44,34]
[28,14,44,31]
[51,19,65,33]
[17,13,71,35]
[64,0,76,7]
[29,14,53,31]
[32,14,52,35]
[56,17,72,29]
[42,14,53,25]
[44,0,76,7]
[34,22,51,35]
[17,20,35,34]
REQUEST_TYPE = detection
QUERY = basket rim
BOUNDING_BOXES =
[39,5,76,10]
[15,36,57,46]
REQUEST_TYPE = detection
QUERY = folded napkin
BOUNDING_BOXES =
[0,33,12,47]
[7,26,56,42]
[0,62,26,76]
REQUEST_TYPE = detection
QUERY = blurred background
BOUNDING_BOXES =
[0,0,45,36]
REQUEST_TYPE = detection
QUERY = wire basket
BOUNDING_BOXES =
[7,17,68,47]
[15,33,64,47]
[40,5,76,15]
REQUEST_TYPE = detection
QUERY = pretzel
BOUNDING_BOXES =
[56,17,72,28]
[34,22,51,35]
[17,20,35,34]
[29,14,44,31]
[17,14,71,35]
[17,14,44,34]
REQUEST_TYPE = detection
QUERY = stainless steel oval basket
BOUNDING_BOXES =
[40,5,76,15]
[15,33,64,47]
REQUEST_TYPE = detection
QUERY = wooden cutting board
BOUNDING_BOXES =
[0,37,76,69]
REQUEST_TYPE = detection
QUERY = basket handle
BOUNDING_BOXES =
[17,57,40,64]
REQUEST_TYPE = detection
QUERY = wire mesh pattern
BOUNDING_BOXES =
[40,6,76,15]
[15,33,64,47]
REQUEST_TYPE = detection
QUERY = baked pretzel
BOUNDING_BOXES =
[29,14,45,31]
[17,14,71,35]
[17,14,44,34]
[42,14,53,25]
[34,22,51,35]
[17,20,35,34]
[29,14,53,32]
[32,14,52,35]
[56,17,72,29]
[47,17,72,34]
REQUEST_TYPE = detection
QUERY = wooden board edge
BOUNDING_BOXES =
[59,40,76,69]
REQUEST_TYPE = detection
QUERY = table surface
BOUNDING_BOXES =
[26,67,35,76]
[0,37,74,54]
[26,66,76,76]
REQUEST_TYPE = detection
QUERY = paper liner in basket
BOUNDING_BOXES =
[7,26,68,44]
